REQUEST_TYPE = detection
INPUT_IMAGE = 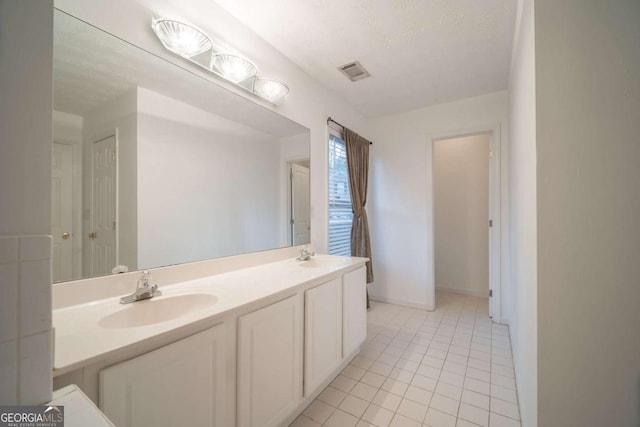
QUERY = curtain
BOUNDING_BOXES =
[344,128,374,309]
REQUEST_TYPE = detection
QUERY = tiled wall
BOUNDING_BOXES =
[0,235,53,404]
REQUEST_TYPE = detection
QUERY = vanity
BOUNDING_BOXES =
[53,251,368,427]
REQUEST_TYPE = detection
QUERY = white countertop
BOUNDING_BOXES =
[53,255,367,374]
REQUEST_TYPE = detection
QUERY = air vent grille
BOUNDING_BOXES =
[338,61,371,82]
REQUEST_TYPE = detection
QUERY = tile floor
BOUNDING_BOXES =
[291,291,521,427]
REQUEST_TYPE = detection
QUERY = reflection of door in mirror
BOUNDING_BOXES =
[290,162,310,245]
[86,134,118,277]
[52,143,73,282]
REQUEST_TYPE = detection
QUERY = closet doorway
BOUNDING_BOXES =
[430,129,501,320]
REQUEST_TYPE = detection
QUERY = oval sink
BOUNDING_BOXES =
[99,293,218,329]
[298,256,345,268]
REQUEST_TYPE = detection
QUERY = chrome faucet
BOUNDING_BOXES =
[297,245,315,261]
[120,270,162,304]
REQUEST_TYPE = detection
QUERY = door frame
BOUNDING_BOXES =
[284,158,310,246]
[427,123,504,323]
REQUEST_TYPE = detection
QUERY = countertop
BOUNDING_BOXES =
[53,255,367,374]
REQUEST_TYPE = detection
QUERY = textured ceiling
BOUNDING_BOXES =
[213,0,517,117]
[54,12,138,116]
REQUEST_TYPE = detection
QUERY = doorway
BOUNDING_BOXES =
[84,133,118,277]
[287,160,310,246]
[429,128,501,320]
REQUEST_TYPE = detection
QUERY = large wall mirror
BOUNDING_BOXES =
[52,10,311,283]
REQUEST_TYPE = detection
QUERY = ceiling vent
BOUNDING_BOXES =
[338,60,371,82]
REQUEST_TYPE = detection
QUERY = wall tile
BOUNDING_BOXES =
[0,237,19,264]
[19,331,52,404]
[20,260,52,336]
[19,235,52,261]
[0,339,18,404]
[0,263,19,342]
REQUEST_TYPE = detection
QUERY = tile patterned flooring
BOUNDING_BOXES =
[291,292,521,427]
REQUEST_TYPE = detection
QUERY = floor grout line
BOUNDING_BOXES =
[294,291,519,427]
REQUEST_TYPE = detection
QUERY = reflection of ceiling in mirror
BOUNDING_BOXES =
[54,14,140,115]
[53,11,308,138]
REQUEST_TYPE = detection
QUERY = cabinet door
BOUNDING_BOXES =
[237,294,303,427]
[304,277,342,396]
[343,267,367,357]
[100,324,225,427]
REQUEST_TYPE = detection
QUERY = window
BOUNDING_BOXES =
[328,131,352,256]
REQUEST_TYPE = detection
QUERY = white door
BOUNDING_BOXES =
[51,143,74,283]
[89,135,117,277]
[100,325,226,427]
[290,164,310,245]
[237,294,303,427]
[304,278,342,396]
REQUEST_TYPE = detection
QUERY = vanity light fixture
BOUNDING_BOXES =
[150,15,289,105]
[151,18,212,58]
[254,78,289,105]
[211,53,258,84]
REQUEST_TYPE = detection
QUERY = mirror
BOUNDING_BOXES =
[52,10,310,283]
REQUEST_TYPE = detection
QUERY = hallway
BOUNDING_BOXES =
[292,292,521,427]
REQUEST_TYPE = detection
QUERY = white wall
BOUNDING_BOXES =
[83,90,138,272]
[53,110,83,142]
[434,134,489,297]
[507,0,537,425]
[0,0,53,405]
[136,88,282,268]
[535,0,640,425]
[279,133,311,162]
[367,91,509,312]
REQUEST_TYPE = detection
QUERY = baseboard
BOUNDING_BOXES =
[492,317,509,326]
[369,295,433,311]
[435,285,488,298]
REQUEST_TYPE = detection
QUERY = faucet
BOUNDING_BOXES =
[120,270,162,304]
[296,245,315,261]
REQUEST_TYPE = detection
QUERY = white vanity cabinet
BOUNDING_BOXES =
[304,277,343,396]
[342,266,367,358]
[55,256,369,427]
[99,324,226,427]
[237,294,303,427]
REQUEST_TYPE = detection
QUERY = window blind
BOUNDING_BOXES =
[328,133,352,256]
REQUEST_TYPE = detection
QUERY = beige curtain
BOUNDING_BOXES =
[344,128,373,308]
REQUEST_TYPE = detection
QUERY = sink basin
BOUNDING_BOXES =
[297,256,345,268]
[98,293,218,329]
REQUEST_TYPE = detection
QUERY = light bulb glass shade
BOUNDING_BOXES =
[211,53,258,84]
[151,19,212,58]
[254,78,290,105]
